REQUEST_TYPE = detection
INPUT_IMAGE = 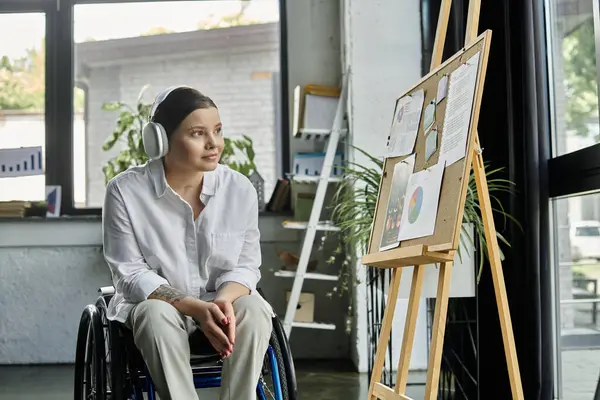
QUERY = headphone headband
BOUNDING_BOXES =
[149,85,192,120]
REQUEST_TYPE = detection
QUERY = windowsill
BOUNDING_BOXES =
[0,210,291,222]
[0,210,297,248]
[0,215,103,222]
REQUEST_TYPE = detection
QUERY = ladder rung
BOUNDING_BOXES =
[274,270,339,281]
[291,321,336,330]
[281,221,341,232]
[291,175,343,183]
[283,71,349,339]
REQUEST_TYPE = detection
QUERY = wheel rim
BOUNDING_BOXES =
[257,345,285,400]
[82,321,96,399]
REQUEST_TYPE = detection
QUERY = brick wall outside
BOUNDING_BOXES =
[78,26,280,207]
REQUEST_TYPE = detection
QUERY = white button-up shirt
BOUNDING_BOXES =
[102,159,265,323]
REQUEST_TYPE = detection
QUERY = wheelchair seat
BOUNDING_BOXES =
[99,285,244,362]
[115,315,222,366]
[74,285,298,400]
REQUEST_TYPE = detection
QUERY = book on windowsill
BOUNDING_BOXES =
[266,178,291,213]
[0,201,48,218]
[0,201,31,218]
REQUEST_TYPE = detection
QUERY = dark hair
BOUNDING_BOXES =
[152,87,217,139]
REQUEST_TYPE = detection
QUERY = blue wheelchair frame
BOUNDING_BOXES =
[74,286,297,400]
[139,345,284,400]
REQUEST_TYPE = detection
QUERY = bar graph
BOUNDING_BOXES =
[0,146,44,178]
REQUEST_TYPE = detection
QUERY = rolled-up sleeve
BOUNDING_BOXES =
[215,191,261,292]
[103,181,168,302]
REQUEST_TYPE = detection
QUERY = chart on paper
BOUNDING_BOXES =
[0,146,44,178]
[397,161,445,241]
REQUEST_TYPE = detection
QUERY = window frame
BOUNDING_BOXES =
[0,0,290,216]
[0,1,58,208]
[546,0,600,199]
[544,0,600,397]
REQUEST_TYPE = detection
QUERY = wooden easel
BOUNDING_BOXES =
[361,1,524,399]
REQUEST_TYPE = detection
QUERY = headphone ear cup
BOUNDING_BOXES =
[142,122,169,160]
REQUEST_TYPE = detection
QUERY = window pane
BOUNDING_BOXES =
[548,0,600,156]
[0,13,46,202]
[553,192,600,399]
[73,1,280,208]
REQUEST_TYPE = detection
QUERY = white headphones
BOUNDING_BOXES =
[142,85,191,160]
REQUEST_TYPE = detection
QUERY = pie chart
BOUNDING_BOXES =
[408,186,424,224]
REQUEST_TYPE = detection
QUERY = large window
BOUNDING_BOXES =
[552,193,600,399]
[73,1,281,208]
[548,0,600,157]
[0,11,46,202]
[0,0,286,214]
[547,0,600,398]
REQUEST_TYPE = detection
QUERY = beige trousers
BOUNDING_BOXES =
[128,295,273,400]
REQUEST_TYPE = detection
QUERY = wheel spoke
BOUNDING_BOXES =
[259,375,276,399]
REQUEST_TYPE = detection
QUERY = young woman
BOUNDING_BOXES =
[102,86,272,400]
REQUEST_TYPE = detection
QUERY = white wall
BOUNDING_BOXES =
[342,0,424,373]
[0,216,352,364]
[286,0,342,159]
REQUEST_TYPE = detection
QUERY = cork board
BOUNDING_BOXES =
[367,31,492,258]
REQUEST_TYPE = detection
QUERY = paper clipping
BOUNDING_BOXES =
[386,89,425,157]
[397,161,445,241]
[423,101,436,133]
[379,154,416,251]
[438,52,481,167]
[425,126,438,162]
[436,74,448,104]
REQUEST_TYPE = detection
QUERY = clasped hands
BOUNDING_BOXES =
[191,298,236,358]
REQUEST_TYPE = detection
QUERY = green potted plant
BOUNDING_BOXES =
[101,85,258,184]
[323,145,520,305]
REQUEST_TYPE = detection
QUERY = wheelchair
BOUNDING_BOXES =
[74,286,297,400]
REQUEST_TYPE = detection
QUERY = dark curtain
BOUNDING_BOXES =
[421,1,553,399]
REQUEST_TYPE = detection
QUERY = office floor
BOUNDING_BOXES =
[0,360,427,400]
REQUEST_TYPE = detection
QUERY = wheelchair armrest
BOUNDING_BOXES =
[98,286,116,296]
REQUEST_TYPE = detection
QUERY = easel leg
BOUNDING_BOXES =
[368,268,403,400]
[424,261,454,400]
[395,265,426,393]
[472,137,524,399]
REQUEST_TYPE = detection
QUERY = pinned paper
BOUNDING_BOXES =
[397,161,445,241]
[423,101,436,133]
[425,127,438,162]
[439,51,481,167]
[436,75,448,104]
[386,89,425,157]
[379,155,416,251]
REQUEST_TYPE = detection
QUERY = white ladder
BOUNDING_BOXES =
[280,73,349,338]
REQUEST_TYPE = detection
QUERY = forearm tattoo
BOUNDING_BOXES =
[149,285,187,305]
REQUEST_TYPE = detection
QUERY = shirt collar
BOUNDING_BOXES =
[149,159,218,199]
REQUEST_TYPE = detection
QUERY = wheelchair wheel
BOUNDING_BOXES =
[272,316,297,400]
[95,296,130,400]
[74,304,106,400]
[257,317,298,400]
[257,329,289,399]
